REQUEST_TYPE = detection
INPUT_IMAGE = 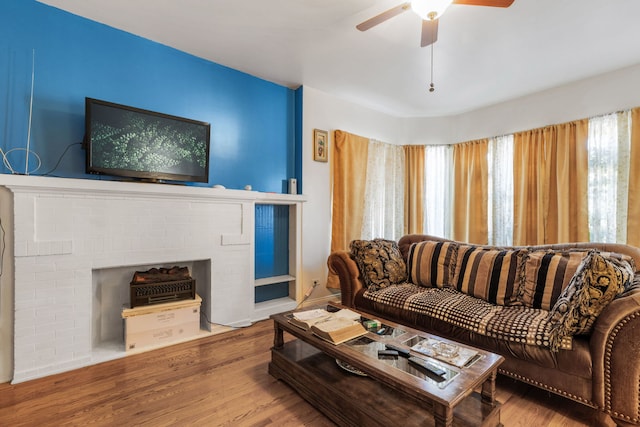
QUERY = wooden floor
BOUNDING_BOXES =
[0,319,610,427]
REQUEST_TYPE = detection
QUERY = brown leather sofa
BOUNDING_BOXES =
[328,234,640,426]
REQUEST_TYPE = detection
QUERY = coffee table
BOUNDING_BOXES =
[269,306,504,427]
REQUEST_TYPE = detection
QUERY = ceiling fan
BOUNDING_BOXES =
[357,0,515,47]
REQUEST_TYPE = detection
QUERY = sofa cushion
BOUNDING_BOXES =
[360,283,572,351]
[518,250,587,310]
[356,285,591,375]
[548,251,634,347]
[452,245,526,305]
[407,240,458,288]
[350,239,407,292]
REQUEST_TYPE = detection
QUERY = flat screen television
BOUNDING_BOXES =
[84,98,210,183]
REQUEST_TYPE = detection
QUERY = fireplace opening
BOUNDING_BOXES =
[91,259,210,355]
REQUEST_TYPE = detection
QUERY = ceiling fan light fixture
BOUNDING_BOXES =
[411,0,454,20]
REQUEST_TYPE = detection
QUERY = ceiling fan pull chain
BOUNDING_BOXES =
[429,23,435,92]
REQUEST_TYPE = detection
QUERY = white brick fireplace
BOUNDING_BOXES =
[0,175,304,383]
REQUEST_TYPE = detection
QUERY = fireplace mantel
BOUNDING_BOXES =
[0,175,305,383]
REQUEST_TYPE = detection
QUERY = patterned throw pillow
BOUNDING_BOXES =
[350,239,408,292]
[547,251,634,349]
[452,245,526,306]
[598,251,637,275]
[407,240,459,288]
[517,250,588,310]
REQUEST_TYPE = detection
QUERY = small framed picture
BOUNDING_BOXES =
[313,129,328,162]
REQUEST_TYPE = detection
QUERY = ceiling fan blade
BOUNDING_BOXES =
[421,19,438,47]
[452,0,514,7]
[356,2,411,31]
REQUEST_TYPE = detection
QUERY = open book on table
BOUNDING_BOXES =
[288,308,367,345]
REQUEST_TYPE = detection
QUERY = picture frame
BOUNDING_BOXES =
[313,129,328,162]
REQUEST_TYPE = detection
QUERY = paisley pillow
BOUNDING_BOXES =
[350,239,408,292]
[547,251,634,350]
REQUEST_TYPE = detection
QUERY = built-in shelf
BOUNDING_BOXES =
[253,199,303,321]
[255,275,296,287]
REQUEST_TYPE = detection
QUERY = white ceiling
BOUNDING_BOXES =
[38,0,640,118]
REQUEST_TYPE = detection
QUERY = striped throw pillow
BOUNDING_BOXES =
[452,245,526,305]
[407,241,458,288]
[518,250,588,310]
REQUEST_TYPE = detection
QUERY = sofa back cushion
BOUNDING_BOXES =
[350,239,408,292]
[407,241,458,288]
[518,250,587,310]
[452,245,526,305]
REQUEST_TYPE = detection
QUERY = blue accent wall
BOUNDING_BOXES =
[294,87,303,194]
[0,0,299,192]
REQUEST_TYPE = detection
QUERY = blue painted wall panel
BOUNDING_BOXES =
[0,0,298,192]
[255,205,289,279]
[255,203,290,303]
[255,204,289,279]
[255,282,289,304]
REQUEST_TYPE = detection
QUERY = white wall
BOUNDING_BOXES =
[402,62,640,144]
[300,86,402,301]
[302,63,640,302]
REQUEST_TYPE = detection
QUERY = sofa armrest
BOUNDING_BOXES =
[590,287,640,425]
[327,251,364,308]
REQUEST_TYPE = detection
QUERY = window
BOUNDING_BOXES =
[361,140,405,240]
[488,135,514,246]
[587,111,631,243]
[424,145,453,239]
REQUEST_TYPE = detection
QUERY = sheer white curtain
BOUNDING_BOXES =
[361,140,405,241]
[488,135,514,246]
[588,111,631,243]
[424,145,453,239]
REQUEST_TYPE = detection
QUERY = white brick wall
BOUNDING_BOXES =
[0,176,303,383]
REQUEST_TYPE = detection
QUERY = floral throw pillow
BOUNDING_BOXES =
[547,251,634,350]
[350,239,408,292]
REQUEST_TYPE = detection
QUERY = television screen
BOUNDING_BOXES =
[85,98,210,183]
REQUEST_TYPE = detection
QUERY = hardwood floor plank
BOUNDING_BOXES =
[0,319,614,426]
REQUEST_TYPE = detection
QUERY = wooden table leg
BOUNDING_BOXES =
[481,369,498,407]
[433,403,453,427]
[273,321,284,349]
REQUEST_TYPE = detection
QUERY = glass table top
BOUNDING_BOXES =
[344,334,459,389]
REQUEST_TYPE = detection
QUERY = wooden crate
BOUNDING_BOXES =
[122,294,201,351]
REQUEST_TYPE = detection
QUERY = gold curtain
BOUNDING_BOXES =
[452,140,489,244]
[327,130,369,289]
[403,145,425,235]
[627,108,640,246]
[513,120,589,245]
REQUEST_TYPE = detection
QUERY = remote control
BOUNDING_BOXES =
[408,356,447,377]
[326,305,341,313]
[385,344,411,358]
[377,349,399,357]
